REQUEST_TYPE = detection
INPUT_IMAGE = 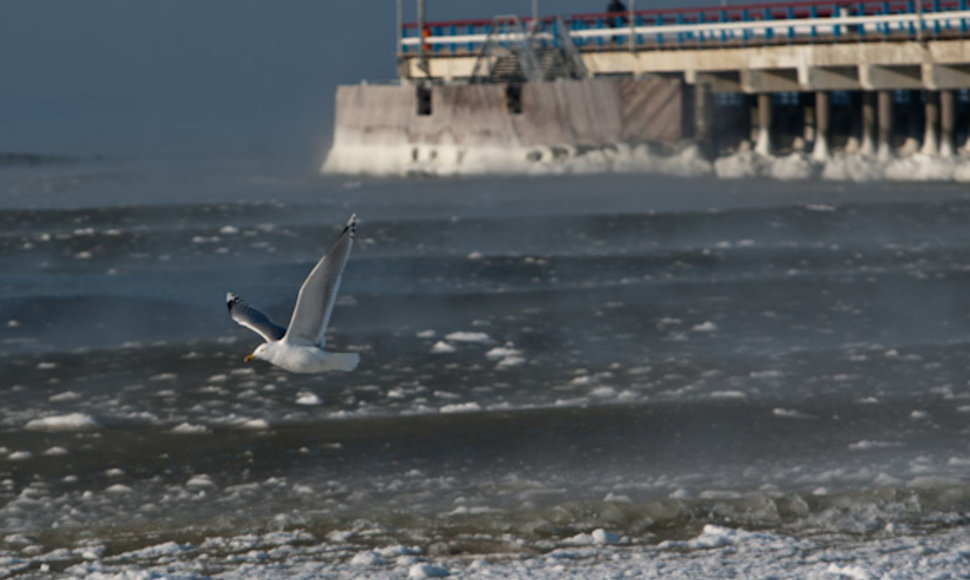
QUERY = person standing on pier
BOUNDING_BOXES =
[606,0,628,45]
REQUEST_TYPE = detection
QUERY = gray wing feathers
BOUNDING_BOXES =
[283,214,356,347]
[227,293,286,342]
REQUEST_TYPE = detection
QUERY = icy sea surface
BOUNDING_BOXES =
[2,156,970,578]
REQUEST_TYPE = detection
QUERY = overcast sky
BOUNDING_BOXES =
[0,1,700,161]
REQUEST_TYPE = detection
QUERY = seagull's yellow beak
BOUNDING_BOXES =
[244,354,255,362]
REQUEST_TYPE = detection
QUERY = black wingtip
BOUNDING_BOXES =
[346,213,357,237]
[226,292,239,312]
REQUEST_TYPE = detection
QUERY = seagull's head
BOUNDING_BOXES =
[244,343,270,363]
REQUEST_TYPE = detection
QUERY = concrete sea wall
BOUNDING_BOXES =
[322,78,688,176]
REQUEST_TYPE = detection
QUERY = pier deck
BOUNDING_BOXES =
[399,0,970,92]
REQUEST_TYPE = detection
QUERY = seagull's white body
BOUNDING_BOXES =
[248,340,359,374]
[227,214,359,373]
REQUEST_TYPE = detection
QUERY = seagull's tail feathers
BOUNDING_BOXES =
[325,351,360,372]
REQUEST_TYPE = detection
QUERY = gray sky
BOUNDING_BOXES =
[0,1,699,161]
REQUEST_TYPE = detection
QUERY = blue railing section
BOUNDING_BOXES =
[400,0,970,54]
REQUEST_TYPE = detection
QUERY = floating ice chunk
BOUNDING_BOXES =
[115,541,190,560]
[186,475,216,489]
[910,410,931,420]
[416,329,437,338]
[25,413,99,432]
[805,203,837,212]
[772,408,815,420]
[350,551,386,567]
[7,451,32,461]
[444,331,490,343]
[440,402,481,414]
[171,422,212,435]
[43,447,68,456]
[430,341,456,354]
[496,356,526,369]
[296,392,323,406]
[826,564,874,580]
[849,440,901,451]
[219,225,240,235]
[49,391,82,402]
[590,386,617,398]
[750,370,784,379]
[238,418,270,430]
[683,525,738,549]
[408,563,450,579]
[106,484,133,494]
[692,321,718,333]
[150,373,177,382]
[466,251,484,260]
[448,505,495,516]
[564,529,621,545]
[591,529,621,545]
[485,345,522,360]
[710,390,746,399]
[36,361,58,370]
[659,524,744,550]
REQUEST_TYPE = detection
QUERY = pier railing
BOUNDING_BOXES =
[400,0,970,55]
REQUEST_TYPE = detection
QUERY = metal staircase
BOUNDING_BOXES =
[470,16,587,83]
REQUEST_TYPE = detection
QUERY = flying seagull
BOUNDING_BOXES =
[226,214,360,373]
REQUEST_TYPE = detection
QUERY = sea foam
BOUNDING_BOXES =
[325,138,970,183]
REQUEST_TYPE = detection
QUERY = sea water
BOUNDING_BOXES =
[1,153,970,578]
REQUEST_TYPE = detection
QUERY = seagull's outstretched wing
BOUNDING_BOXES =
[227,293,286,342]
[283,214,356,347]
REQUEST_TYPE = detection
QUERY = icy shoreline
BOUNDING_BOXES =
[27,524,970,579]
[323,140,970,182]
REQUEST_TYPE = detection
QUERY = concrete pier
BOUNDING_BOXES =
[323,77,684,174]
[861,92,876,156]
[755,94,772,156]
[877,91,892,159]
[694,81,714,158]
[923,91,940,156]
[388,3,970,161]
[941,89,956,157]
[813,92,830,161]
[325,3,970,174]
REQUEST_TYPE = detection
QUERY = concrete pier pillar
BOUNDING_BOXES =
[803,100,815,145]
[813,91,830,161]
[922,91,939,156]
[694,81,714,158]
[755,93,772,156]
[877,90,892,160]
[861,91,876,156]
[940,89,955,157]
